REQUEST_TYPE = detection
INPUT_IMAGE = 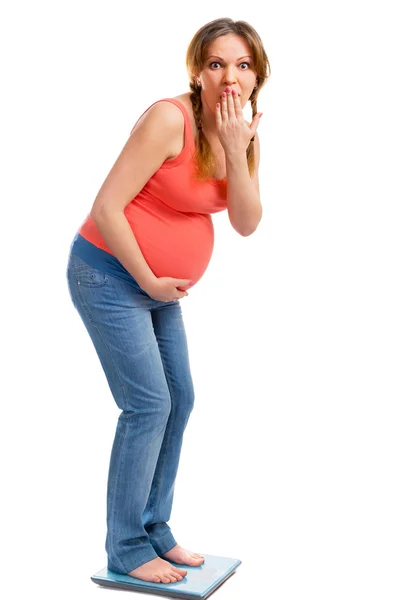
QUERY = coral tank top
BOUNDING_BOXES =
[77,98,228,285]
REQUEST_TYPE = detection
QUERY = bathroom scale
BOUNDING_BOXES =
[91,554,241,599]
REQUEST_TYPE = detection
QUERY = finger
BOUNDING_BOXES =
[215,102,222,128]
[226,90,235,119]
[250,112,263,135]
[176,279,194,286]
[220,92,228,120]
[232,89,243,118]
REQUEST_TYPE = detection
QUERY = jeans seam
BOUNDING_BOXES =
[73,281,130,409]
[108,422,130,573]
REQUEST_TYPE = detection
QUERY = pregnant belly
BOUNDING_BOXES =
[126,201,214,285]
[78,201,215,286]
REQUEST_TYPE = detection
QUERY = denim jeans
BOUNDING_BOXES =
[66,251,195,574]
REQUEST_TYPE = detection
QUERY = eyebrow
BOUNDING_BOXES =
[207,55,252,61]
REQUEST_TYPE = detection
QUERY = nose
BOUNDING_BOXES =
[223,67,237,86]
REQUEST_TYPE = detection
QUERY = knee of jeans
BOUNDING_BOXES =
[173,384,195,415]
[119,395,172,422]
[187,389,195,414]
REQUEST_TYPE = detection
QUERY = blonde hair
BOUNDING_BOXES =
[186,17,271,181]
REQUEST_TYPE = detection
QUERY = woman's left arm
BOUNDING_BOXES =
[225,129,262,236]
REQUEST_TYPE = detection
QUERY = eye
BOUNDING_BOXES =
[209,61,251,70]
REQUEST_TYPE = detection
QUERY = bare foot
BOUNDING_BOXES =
[161,544,205,566]
[128,556,187,584]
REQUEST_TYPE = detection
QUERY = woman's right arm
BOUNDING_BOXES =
[89,102,182,291]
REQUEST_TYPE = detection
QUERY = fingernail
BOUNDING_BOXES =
[259,113,263,117]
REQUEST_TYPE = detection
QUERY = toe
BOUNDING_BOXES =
[173,566,187,573]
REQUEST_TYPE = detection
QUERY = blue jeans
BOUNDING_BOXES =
[66,251,195,574]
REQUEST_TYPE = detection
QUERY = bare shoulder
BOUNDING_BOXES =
[130,99,184,136]
[172,92,192,110]
[129,99,186,160]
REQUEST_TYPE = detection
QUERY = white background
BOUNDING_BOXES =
[2,1,399,599]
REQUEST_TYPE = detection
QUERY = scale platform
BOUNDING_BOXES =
[91,554,241,599]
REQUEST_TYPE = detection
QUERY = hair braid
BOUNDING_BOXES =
[189,81,216,181]
[246,91,258,173]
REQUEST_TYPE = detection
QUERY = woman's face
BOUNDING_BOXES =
[197,33,258,110]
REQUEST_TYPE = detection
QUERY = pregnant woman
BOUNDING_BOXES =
[66,16,270,585]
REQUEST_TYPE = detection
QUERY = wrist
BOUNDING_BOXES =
[136,272,158,291]
[225,149,247,162]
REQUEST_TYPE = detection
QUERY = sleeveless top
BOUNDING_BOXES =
[71,98,228,286]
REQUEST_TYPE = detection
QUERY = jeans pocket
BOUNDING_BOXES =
[76,268,109,288]
[69,254,109,288]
